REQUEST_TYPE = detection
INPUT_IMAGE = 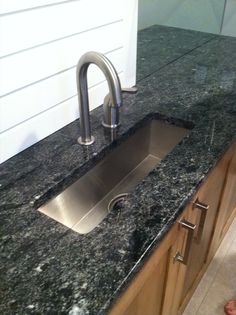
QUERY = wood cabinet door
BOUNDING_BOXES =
[211,143,236,255]
[162,204,197,315]
[109,221,186,315]
[122,252,168,315]
[178,150,230,312]
[220,144,236,235]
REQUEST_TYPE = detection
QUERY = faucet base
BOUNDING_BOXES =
[78,136,95,145]
[102,121,120,129]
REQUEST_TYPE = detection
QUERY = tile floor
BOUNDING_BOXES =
[183,216,236,315]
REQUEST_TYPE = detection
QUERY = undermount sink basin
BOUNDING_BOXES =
[38,119,189,234]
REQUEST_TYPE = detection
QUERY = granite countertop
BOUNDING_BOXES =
[1,25,236,315]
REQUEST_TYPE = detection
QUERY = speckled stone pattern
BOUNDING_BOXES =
[137,24,215,82]
[0,25,236,315]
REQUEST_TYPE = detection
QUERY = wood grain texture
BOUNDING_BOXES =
[109,223,180,315]
[210,143,236,256]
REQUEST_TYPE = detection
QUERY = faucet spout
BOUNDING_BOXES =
[76,51,122,145]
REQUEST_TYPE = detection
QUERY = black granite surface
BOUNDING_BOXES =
[1,25,236,315]
[137,24,216,82]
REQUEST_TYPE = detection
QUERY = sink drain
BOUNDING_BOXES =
[108,193,129,212]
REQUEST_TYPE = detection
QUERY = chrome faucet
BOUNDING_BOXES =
[76,51,122,145]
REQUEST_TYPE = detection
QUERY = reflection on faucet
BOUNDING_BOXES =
[103,126,118,143]
[76,51,122,145]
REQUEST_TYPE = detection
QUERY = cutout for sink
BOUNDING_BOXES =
[38,119,189,234]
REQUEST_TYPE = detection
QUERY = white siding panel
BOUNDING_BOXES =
[221,0,236,37]
[0,48,124,132]
[0,0,122,57]
[0,21,123,96]
[0,73,124,163]
[0,0,70,15]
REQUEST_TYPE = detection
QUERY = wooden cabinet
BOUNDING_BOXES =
[109,216,189,315]
[220,143,236,235]
[210,143,236,256]
[177,147,232,313]
[162,211,194,315]
[122,252,167,315]
[109,142,236,315]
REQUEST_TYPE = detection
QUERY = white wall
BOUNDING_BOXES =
[221,0,236,37]
[0,0,138,164]
[138,0,225,34]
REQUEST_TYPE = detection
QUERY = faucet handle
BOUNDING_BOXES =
[102,86,138,129]
[102,93,120,129]
[122,86,138,94]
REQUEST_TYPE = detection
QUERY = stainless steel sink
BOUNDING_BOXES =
[38,120,189,234]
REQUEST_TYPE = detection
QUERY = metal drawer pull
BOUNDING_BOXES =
[193,198,209,244]
[174,219,196,265]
